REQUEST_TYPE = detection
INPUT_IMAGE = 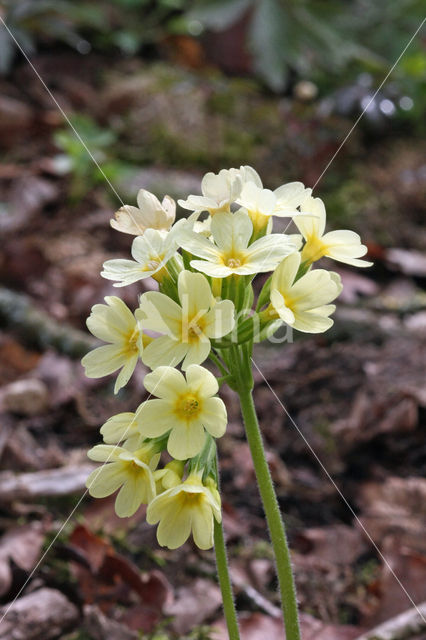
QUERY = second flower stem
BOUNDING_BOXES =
[238,386,301,640]
[214,518,241,640]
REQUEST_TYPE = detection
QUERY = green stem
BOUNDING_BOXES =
[214,516,240,640]
[209,350,229,377]
[238,386,301,640]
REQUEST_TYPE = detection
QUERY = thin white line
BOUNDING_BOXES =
[278,14,425,239]
[0,371,167,624]
[312,16,426,191]
[0,16,188,622]
[250,357,426,623]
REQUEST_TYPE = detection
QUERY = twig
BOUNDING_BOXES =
[0,464,95,502]
[0,286,96,358]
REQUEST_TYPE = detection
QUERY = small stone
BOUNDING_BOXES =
[1,379,50,416]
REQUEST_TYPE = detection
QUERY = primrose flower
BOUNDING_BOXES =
[111,189,176,235]
[81,296,143,394]
[269,252,343,333]
[100,411,142,448]
[295,196,372,267]
[147,471,222,549]
[178,168,243,216]
[237,181,311,231]
[86,442,159,517]
[140,270,235,370]
[101,225,182,286]
[180,209,295,278]
[137,364,227,460]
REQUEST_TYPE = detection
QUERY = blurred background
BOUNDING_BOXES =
[0,1,425,639]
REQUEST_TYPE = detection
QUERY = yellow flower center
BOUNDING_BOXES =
[247,208,269,232]
[222,251,246,270]
[182,315,206,342]
[280,294,295,312]
[208,203,231,216]
[175,393,202,420]
[146,258,160,271]
[124,327,140,356]
[181,491,205,506]
[144,254,169,282]
[301,235,327,264]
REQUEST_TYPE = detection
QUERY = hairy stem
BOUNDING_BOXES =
[237,386,300,640]
[214,518,241,640]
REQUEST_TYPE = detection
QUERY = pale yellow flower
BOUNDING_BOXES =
[178,168,243,216]
[146,471,221,549]
[237,181,311,230]
[295,196,372,267]
[137,365,227,460]
[111,189,176,235]
[81,296,143,393]
[86,442,160,517]
[269,252,342,333]
[101,226,183,286]
[180,210,295,278]
[100,411,142,449]
[140,270,235,370]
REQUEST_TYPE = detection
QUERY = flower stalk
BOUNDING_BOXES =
[81,165,371,640]
[237,384,300,640]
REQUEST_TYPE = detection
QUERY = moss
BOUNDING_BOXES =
[206,90,236,117]
[313,420,338,456]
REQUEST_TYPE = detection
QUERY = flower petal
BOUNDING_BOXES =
[114,354,139,393]
[167,421,206,459]
[139,291,182,338]
[271,252,301,294]
[142,335,188,369]
[178,271,212,317]
[136,399,173,438]
[185,364,218,397]
[191,501,214,549]
[81,344,126,378]
[181,339,211,370]
[203,300,235,339]
[100,412,138,444]
[86,462,126,498]
[143,366,187,399]
[201,397,227,438]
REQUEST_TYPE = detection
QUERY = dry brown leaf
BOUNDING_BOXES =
[165,577,222,634]
[69,524,173,630]
[0,521,47,597]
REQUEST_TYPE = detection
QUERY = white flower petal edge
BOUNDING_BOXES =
[296,195,373,267]
[270,252,342,333]
[101,224,183,286]
[81,296,143,393]
[181,210,296,278]
[111,189,176,235]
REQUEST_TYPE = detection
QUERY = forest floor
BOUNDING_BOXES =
[0,51,425,640]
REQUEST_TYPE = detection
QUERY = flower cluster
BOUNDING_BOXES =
[82,167,371,550]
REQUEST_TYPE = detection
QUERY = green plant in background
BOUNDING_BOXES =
[0,0,106,73]
[187,0,426,92]
[53,114,134,202]
[0,0,188,73]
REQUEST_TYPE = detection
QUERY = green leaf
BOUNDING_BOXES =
[189,0,252,31]
[248,0,289,92]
